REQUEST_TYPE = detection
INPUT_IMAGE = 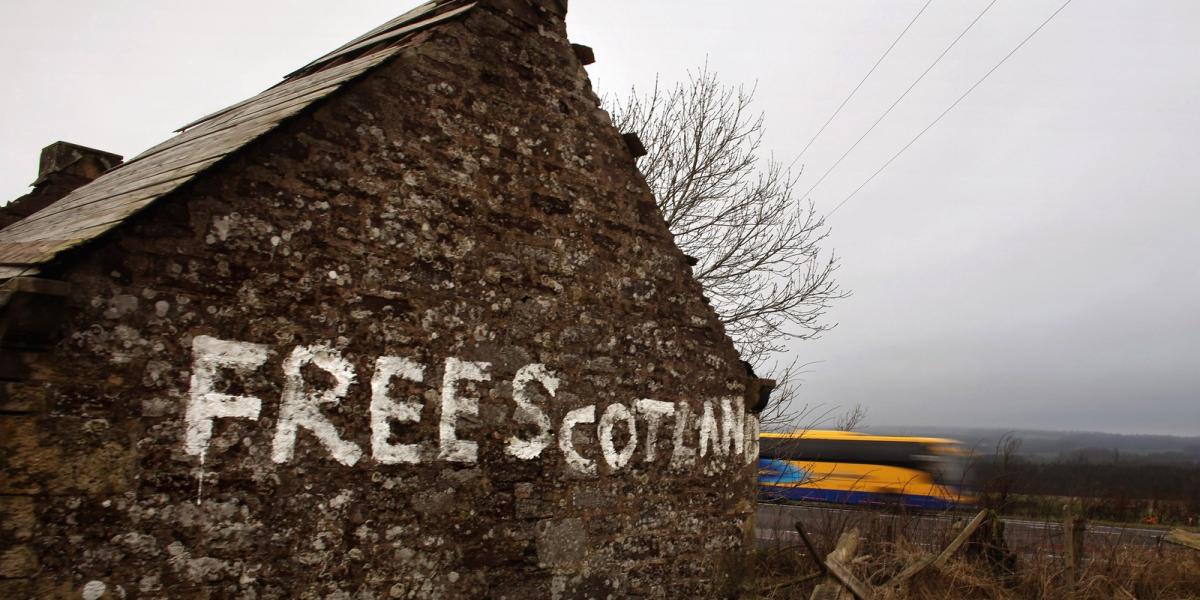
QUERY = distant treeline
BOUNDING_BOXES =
[973,455,1200,523]
[975,457,1200,500]
[875,426,1200,463]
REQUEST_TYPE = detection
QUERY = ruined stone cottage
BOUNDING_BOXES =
[0,1,766,597]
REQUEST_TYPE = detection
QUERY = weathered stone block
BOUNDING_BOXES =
[0,381,47,413]
[0,495,34,541]
[0,579,31,598]
[0,545,37,578]
[536,517,587,568]
[0,417,132,495]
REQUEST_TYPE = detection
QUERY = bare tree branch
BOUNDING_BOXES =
[835,403,869,432]
[606,65,847,405]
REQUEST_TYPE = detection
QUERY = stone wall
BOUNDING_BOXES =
[0,2,759,598]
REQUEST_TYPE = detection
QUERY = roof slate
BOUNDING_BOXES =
[0,0,475,280]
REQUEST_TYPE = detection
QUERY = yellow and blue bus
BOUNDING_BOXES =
[758,430,976,510]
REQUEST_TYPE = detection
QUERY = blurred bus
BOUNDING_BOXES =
[758,430,976,510]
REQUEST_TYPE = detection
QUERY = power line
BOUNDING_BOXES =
[829,0,1074,216]
[801,0,1000,200]
[792,0,936,165]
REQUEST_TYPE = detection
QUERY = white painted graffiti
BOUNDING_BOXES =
[184,335,759,474]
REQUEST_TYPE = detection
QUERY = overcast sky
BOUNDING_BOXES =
[1,1,1197,435]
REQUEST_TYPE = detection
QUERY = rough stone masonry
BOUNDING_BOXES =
[0,0,766,597]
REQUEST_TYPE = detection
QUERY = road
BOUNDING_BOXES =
[755,502,1166,555]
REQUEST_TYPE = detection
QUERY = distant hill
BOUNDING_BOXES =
[869,426,1200,464]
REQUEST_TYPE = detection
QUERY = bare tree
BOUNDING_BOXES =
[984,433,1024,512]
[754,359,835,431]
[606,65,844,368]
[834,403,869,432]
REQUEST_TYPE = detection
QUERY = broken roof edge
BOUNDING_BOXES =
[282,1,472,82]
[178,1,478,134]
[0,0,576,283]
[176,0,566,135]
[0,5,481,279]
[0,46,406,278]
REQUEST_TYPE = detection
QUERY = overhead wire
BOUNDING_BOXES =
[828,0,1074,216]
[801,0,1001,201]
[791,0,936,166]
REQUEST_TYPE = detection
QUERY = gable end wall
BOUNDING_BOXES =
[0,5,758,598]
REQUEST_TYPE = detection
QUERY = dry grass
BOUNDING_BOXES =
[748,511,1200,599]
[883,546,1200,599]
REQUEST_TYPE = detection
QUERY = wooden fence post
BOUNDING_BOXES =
[809,529,875,600]
[1063,508,1086,590]
[882,509,992,590]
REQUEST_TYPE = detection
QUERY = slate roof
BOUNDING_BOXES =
[0,0,477,280]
